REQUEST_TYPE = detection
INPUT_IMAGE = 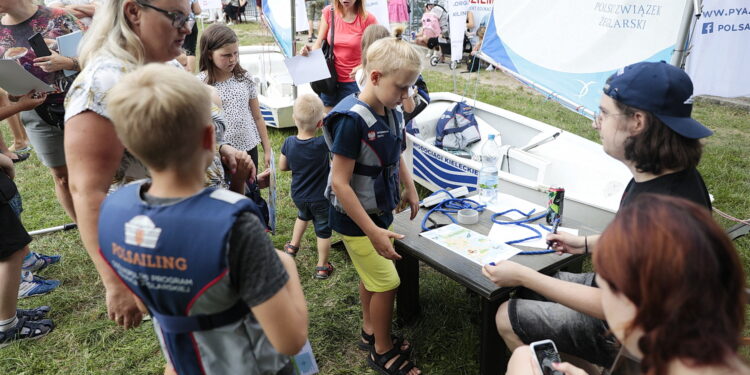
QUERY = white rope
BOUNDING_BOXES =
[713,207,750,226]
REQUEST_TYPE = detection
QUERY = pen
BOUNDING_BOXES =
[546,217,561,250]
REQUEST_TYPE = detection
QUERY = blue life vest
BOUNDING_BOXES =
[322,94,404,215]
[434,101,480,150]
[98,181,287,375]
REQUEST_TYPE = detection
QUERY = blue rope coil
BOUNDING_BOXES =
[420,190,486,232]
[490,210,555,255]
[421,190,556,255]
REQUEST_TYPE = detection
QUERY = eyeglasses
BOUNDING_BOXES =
[136,0,195,30]
[593,110,630,127]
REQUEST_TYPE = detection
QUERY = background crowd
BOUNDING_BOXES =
[0,1,748,375]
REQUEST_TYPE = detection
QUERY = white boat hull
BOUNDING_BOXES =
[405,92,632,232]
[239,45,313,129]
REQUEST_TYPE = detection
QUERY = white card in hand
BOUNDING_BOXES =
[283,49,331,86]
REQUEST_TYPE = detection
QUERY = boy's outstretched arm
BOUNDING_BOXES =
[252,250,308,356]
[330,154,404,260]
[278,153,290,172]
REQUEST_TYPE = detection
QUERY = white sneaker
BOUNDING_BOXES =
[227,22,234,26]
[486,65,495,71]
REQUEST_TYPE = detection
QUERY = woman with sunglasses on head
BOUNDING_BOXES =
[63,0,252,333]
[506,194,749,375]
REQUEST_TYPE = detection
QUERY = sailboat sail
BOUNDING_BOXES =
[262,0,307,58]
[480,0,691,115]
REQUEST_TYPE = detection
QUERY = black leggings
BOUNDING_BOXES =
[247,147,259,172]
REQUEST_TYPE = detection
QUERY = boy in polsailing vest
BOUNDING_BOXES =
[99,64,307,375]
[323,37,422,375]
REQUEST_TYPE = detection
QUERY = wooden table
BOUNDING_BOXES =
[393,205,594,375]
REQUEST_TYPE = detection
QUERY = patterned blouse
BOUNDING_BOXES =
[0,6,84,104]
[65,52,228,190]
[197,71,261,152]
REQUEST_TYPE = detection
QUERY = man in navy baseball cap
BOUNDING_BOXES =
[488,60,714,370]
[603,61,713,139]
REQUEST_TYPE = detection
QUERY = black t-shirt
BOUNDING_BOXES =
[619,167,712,210]
[280,135,330,203]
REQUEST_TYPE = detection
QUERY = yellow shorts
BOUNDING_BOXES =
[341,234,400,293]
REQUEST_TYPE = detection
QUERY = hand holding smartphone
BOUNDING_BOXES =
[28,32,51,57]
[530,340,564,375]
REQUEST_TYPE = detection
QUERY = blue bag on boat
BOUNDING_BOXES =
[434,101,481,151]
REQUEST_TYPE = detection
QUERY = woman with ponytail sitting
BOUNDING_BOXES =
[506,194,749,375]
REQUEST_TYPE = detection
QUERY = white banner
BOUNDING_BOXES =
[295,0,308,32]
[467,0,494,33]
[200,0,222,10]
[448,0,468,61]
[481,0,690,114]
[685,0,750,98]
[366,0,390,30]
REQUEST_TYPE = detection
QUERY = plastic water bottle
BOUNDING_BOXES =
[478,134,500,205]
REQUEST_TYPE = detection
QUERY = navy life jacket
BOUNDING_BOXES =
[322,94,404,215]
[98,181,286,375]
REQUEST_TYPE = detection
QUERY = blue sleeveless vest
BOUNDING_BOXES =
[98,182,286,375]
[322,94,404,214]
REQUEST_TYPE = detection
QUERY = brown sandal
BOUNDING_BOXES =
[314,262,334,279]
[283,242,299,257]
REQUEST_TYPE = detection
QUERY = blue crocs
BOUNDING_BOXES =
[18,273,60,299]
[22,252,62,273]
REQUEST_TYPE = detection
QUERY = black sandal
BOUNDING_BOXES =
[368,346,418,375]
[0,317,55,348]
[283,242,299,257]
[11,152,29,164]
[358,330,412,355]
[16,306,51,321]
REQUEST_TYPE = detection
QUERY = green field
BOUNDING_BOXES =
[0,21,748,374]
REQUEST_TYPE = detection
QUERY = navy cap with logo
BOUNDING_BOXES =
[603,61,713,139]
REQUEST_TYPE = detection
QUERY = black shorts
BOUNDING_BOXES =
[182,23,199,56]
[294,199,332,239]
[0,195,31,261]
[225,4,239,19]
[427,37,440,49]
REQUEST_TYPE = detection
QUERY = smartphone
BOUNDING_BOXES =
[28,32,51,57]
[530,340,564,375]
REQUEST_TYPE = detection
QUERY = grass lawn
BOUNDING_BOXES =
[1,21,748,374]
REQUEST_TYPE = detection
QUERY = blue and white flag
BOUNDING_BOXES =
[263,0,308,58]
